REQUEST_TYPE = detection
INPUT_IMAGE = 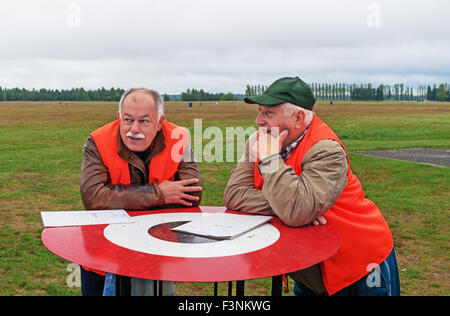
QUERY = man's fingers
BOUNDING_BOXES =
[179,178,200,186]
[279,129,289,142]
[317,215,327,225]
[311,216,327,226]
[182,186,202,192]
[181,194,200,201]
[177,199,193,207]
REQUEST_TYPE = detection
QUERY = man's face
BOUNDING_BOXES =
[255,104,300,148]
[118,93,163,152]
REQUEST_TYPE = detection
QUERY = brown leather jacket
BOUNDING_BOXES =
[80,128,202,211]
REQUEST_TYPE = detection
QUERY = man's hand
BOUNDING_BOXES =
[158,178,202,206]
[252,128,289,160]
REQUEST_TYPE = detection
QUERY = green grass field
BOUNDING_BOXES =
[0,100,448,296]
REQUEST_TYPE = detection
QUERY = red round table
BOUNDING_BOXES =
[42,206,341,295]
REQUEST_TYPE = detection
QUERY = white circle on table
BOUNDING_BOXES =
[103,213,280,258]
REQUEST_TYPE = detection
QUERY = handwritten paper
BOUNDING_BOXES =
[41,210,134,227]
[171,213,272,240]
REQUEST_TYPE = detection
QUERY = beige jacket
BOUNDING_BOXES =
[80,128,202,211]
[224,136,348,293]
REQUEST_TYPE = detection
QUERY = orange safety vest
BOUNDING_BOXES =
[254,114,393,295]
[90,119,189,185]
[83,119,189,275]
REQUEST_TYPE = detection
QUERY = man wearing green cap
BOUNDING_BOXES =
[224,77,400,296]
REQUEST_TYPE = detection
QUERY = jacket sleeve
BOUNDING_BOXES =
[258,140,348,227]
[223,137,274,216]
[169,142,203,207]
[80,136,165,210]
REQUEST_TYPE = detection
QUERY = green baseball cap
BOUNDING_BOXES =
[244,76,316,110]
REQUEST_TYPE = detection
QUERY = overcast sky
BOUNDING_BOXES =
[1,0,449,94]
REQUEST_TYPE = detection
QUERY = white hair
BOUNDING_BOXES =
[118,88,164,119]
[281,102,313,123]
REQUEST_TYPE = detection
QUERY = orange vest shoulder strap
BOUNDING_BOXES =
[148,121,189,184]
[90,120,130,185]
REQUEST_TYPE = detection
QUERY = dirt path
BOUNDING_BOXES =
[356,148,450,167]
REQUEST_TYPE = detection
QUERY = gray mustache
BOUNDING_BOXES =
[126,131,145,139]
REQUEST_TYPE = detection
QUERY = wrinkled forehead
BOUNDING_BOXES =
[122,92,158,115]
[124,91,155,106]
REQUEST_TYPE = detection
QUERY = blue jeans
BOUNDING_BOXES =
[293,248,400,296]
[80,266,105,296]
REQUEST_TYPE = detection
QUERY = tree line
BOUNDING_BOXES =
[246,83,450,102]
[180,88,240,101]
[1,83,449,102]
[0,87,125,102]
[0,86,240,102]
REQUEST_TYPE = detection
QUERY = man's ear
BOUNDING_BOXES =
[117,111,121,121]
[157,115,165,131]
[295,110,305,129]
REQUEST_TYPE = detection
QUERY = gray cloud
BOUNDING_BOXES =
[0,0,449,93]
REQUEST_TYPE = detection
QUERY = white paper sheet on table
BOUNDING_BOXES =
[41,209,134,227]
[171,213,272,240]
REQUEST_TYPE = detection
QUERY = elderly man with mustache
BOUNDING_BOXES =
[80,88,202,296]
